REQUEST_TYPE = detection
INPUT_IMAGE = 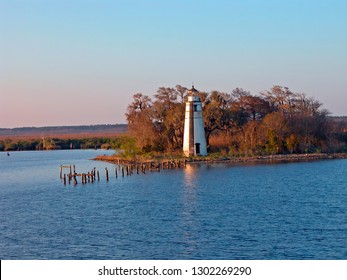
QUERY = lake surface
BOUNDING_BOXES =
[0,150,346,259]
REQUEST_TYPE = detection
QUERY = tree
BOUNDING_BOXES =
[288,93,329,152]
[154,87,177,109]
[175,85,187,103]
[126,87,185,152]
[231,93,271,122]
[203,91,232,146]
[125,93,158,151]
[260,112,288,154]
[260,85,295,114]
[165,103,185,150]
[286,134,299,153]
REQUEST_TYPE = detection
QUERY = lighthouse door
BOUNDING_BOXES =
[195,143,201,155]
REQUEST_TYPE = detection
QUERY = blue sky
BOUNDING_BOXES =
[1,0,346,128]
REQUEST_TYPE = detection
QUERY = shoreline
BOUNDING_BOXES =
[93,153,347,166]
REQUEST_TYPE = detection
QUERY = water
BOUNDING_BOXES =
[0,150,346,259]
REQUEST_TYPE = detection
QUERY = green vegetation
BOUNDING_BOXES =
[0,137,124,151]
[0,125,129,152]
[126,85,347,156]
[0,124,127,137]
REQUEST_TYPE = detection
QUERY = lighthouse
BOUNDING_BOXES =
[183,86,208,157]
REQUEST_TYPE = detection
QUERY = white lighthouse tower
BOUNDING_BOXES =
[183,86,208,157]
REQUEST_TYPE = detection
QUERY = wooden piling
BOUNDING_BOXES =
[129,165,132,175]
[105,167,109,181]
[93,167,96,180]
[73,174,77,185]
[63,174,66,185]
[97,170,100,181]
[60,165,63,179]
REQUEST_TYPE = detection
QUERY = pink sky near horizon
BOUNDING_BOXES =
[1,0,346,128]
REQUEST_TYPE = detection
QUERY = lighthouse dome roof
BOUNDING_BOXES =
[188,85,198,94]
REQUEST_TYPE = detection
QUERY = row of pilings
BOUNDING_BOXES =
[59,159,187,186]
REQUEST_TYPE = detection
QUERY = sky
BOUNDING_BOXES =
[0,0,346,128]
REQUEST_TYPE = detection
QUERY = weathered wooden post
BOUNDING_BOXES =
[105,167,109,181]
[69,165,72,175]
[63,174,66,185]
[115,168,118,178]
[73,174,78,185]
[122,167,124,177]
[97,170,100,181]
[60,165,63,179]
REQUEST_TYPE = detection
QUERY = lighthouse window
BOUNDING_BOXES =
[193,105,198,111]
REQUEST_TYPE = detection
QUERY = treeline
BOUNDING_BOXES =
[126,85,347,155]
[0,136,133,151]
[0,124,127,137]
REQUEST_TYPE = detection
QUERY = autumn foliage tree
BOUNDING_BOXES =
[126,87,186,152]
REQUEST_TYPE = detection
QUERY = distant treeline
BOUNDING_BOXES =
[0,124,131,151]
[126,85,347,155]
[0,136,132,151]
[0,124,127,137]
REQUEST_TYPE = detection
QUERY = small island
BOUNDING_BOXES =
[96,84,347,167]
